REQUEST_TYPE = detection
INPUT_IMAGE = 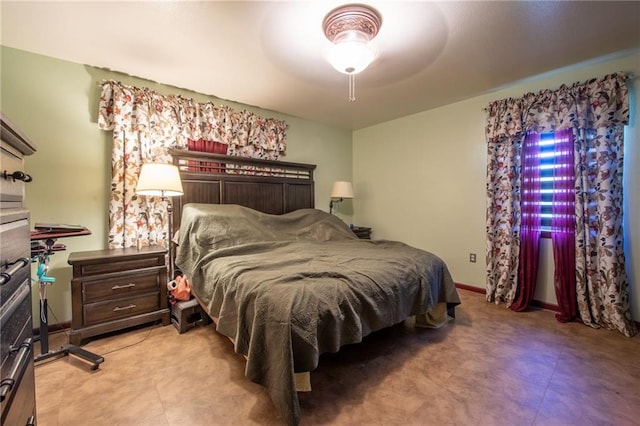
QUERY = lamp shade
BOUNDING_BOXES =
[331,181,354,199]
[136,163,183,197]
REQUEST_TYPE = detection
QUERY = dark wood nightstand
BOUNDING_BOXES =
[67,246,170,345]
[351,226,372,239]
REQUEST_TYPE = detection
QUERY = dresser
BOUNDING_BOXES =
[67,246,170,345]
[0,114,37,426]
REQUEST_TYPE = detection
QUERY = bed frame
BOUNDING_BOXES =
[169,148,319,393]
[169,148,316,228]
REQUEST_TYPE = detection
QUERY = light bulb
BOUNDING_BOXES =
[328,40,377,74]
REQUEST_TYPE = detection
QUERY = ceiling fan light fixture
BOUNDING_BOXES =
[323,4,382,75]
[327,36,377,75]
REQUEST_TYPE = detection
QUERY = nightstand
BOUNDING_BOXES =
[351,226,372,239]
[67,246,170,345]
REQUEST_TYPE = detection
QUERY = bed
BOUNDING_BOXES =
[169,149,461,425]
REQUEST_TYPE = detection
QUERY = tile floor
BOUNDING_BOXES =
[33,289,640,425]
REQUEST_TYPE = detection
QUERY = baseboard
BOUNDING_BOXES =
[455,282,561,312]
[454,283,485,295]
[33,321,71,336]
[529,299,561,312]
[454,282,640,329]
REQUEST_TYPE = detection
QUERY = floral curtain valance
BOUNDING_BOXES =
[97,79,288,251]
[485,72,630,141]
[98,79,288,159]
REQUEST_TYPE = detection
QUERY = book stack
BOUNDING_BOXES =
[34,223,87,233]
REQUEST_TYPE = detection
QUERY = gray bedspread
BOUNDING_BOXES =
[175,203,461,425]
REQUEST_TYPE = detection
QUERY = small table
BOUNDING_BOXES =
[351,226,372,239]
[30,226,104,370]
[67,246,170,345]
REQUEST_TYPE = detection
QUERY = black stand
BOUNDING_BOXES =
[31,234,104,370]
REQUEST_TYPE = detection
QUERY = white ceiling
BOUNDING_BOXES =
[1,1,639,130]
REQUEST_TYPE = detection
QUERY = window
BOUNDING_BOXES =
[538,133,556,232]
[521,130,575,237]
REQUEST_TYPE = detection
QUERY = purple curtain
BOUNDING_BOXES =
[511,132,541,312]
[551,128,577,322]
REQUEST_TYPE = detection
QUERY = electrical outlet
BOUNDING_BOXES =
[469,253,476,263]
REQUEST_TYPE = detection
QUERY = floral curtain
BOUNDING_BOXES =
[98,80,288,250]
[485,72,636,337]
[486,133,522,305]
[574,126,631,334]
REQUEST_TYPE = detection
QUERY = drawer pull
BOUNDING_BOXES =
[112,283,136,290]
[2,170,33,182]
[0,257,30,286]
[113,304,137,312]
[0,338,32,403]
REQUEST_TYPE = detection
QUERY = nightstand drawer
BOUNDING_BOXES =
[84,292,161,326]
[76,256,164,276]
[81,269,162,304]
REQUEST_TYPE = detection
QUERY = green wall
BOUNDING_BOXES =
[353,50,640,323]
[0,46,352,326]
[3,44,638,329]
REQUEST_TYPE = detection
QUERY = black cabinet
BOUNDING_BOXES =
[1,113,37,426]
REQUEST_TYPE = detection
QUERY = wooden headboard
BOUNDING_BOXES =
[169,149,316,230]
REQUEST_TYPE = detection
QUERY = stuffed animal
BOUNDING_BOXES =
[168,274,191,304]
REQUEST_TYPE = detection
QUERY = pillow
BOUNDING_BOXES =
[187,138,228,173]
